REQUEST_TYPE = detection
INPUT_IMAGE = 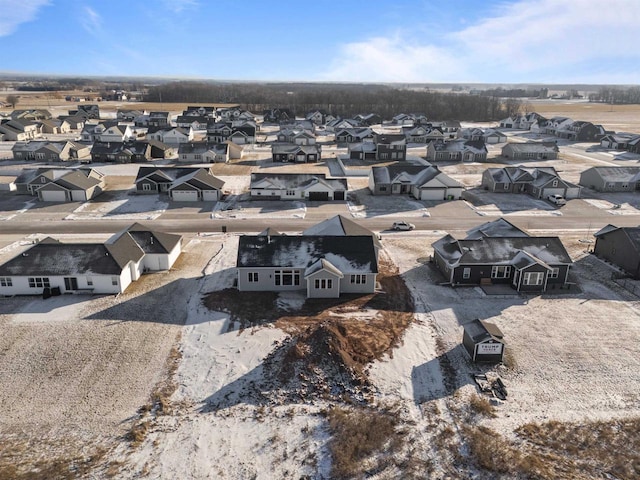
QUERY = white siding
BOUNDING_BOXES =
[172,190,199,202]
[202,190,220,201]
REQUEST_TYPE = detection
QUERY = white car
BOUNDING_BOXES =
[392,221,415,231]
[547,194,567,206]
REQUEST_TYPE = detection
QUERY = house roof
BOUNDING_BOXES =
[0,237,143,277]
[250,173,346,190]
[109,223,182,255]
[135,167,205,183]
[237,235,378,274]
[432,235,572,267]
[582,166,640,183]
[370,165,462,189]
[271,144,321,155]
[464,319,504,343]
[302,215,381,249]
[503,142,559,153]
[465,218,530,239]
[304,258,345,278]
[594,225,640,254]
[177,142,228,155]
[171,168,225,190]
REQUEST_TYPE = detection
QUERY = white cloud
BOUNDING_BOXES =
[0,0,50,37]
[80,6,102,35]
[324,0,640,83]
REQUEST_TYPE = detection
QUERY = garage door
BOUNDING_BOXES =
[41,190,68,202]
[420,189,445,201]
[202,190,219,201]
[333,191,345,201]
[172,190,199,202]
[308,191,329,201]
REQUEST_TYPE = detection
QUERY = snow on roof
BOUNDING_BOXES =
[433,236,572,266]
[237,236,377,274]
[585,166,640,183]
[465,218,530,239]
[302,215,381,249]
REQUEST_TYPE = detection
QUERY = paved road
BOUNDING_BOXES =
[1,198,639,236]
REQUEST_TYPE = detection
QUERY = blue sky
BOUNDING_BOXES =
[1,0,638,84]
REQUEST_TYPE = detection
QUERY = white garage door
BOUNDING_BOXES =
[172,190,199,202]
[41,190,68,202]
[420,189,445,200]
[202,190,219,201]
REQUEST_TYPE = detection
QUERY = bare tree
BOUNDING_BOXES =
[6,94,19,108]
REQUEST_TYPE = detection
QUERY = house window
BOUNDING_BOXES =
[274,270,300,286]
[350,274,367,285]
[111,276,119,286]
[182,154,188,160]
[622,183,629,189]
[195,154,202,160]
[314,278,333,289]
[248,272,259,282]
[0,277,12,287]
[549,268,559,279]
[503,183,509,190]
[379,186,387,192]
[552,180,558,187]
[462,268,471,279]
[142,183,152,191]
[286,190,296,196]
[523,272,544,285]
[491,266,511,279]
[36,153,45,160]
[87,277,93,286]
[41,177,46,183]
[28,277,50,288]
[379,153,389,159]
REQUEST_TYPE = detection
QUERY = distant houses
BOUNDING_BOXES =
[482,166,581,199]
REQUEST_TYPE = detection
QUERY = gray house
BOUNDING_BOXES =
[432,234,573,292]
[501,142,559,160]
[482,166,581,199]
[368,165,464,200]
[236,235,378,298]
[135,166,224,201]
[593,225,640,278]
[14,167,105,201]
[579,166,640,192]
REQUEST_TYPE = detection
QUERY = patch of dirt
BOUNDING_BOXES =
[201,255,415,404]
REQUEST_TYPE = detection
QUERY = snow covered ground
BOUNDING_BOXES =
[65,193,168,220]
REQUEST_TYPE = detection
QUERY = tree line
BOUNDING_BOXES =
[143,82,521,121]
[588,87,640,105]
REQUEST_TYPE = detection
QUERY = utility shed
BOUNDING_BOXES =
[462,319,505,363]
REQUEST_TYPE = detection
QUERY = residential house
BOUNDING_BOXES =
[262,108,293,123]
[430,120,461,139]
[0,223,182,295]
[431,234,573,292]
[276,128,316,145]
[348,142,377,161]
[12,140,91,162]
[236,235,378,299]
[0,119,40,141]
[542,116,574,136]
[147,126,193,145]
[402,125,432,144]
[579,166,640,192]
[482,166,581,199]
[600,133,640,150]
[426,139,488,162]
[335,127,374,144]
[501,142,559,160]
[73,104,100,119]
[90,141,152,163]
[80,121,118,142]
[14,167,104,201]
[354,113,382,126]
[177,142,229,163]
[250,173,346,201]
[305,110,328,125]
[39,118,71,134]
[459,128,506,144]
[183,106,216,118]
[325,118,359,132]
[135,166,223,201]
[370,133,407,161]
[148,111,171,127]
[391,114,414,126]
[369,164,464,200]
[11,109,52,121]
[271,143,321,163]
[117,109,144,122]
[58,115,86,131]
[176,115,209,131]
[556,121,606,142]
[593,225,640,279]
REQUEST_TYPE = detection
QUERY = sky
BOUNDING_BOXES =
[1,0,639,84]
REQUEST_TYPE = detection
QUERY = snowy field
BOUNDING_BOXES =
[65,192,168,220]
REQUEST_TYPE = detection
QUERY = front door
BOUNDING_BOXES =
[64,277,78,291]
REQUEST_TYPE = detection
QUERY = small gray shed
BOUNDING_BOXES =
[462,319,505,363]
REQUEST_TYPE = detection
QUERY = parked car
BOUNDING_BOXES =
[392,221,415,231]
[547,194,567,206]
